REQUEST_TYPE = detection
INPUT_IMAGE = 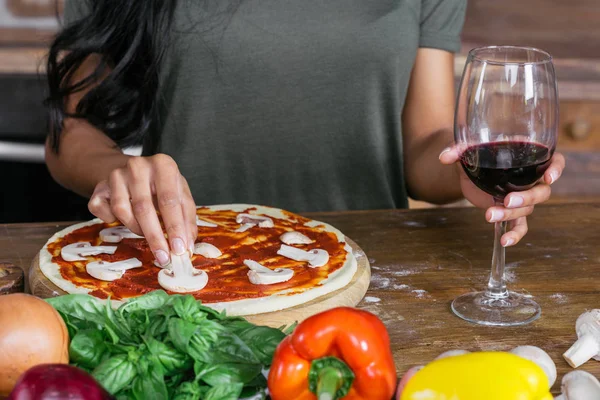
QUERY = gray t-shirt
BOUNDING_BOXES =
[64,0,466,213]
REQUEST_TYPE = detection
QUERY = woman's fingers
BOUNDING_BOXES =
[486,205,535,223]
[108,168,143,235]
[504,184,551,209]
[543,152,566,185]
[181,177,198,253]
[438,146,461,165]
[88,180,117,223]
[126,157,171,266]
[152,155,188,256]
[502,217,529,247]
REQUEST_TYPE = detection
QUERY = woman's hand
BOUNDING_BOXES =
[88,154,198,266]
[440,147,566,247]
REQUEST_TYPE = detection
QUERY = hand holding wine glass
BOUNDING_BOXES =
[442,46,564,326]
[440,145,565,247]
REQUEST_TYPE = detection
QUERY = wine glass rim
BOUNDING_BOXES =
[469,45,553,66]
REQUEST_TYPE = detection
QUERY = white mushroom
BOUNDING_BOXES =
[243,260,293,285]
[86,258,143,281]
[280,231,313,245]
[99,226,144,243]
[510,345,557,388]
[196,216,218,228]
[234,214,274,232]
[277,244,329,267]
[158,252,208,293]
[194,242,222,258]
[61,242,118,262]
[555,370,600,400]
[564,309,600,368]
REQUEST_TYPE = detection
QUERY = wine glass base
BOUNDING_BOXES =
[451,291,541,327]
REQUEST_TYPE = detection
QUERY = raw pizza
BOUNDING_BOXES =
[39,204,358,315]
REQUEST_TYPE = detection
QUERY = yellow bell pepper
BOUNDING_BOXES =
[400,352,553,400]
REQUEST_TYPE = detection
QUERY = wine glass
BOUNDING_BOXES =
[452,46,558,326]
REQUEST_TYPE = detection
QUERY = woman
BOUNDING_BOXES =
[46,1,565,267]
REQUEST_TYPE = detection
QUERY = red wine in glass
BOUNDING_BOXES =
[452,46,558,326]
[460,141,553,201]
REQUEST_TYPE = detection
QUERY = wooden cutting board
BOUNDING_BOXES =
[29,238,370,328]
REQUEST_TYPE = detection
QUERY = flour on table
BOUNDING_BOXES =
[503,261,521,283]
[411,289,429,298]
[393,284,411,290]
[363,296,381,303]
[402,221,427,228]
[370,275,391,289]
[550,293,568,304]
[392,269,417,276]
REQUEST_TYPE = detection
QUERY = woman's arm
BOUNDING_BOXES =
[402,48,461,204]
[45,54,129,197]
[45,54,197,265]
[403,48,566,246]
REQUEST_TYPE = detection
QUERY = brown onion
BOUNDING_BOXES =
[0,293,69,396]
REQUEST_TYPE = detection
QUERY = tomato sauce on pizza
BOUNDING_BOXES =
[45,206,350,303]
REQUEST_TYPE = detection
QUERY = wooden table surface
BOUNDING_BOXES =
[1,203,599,394]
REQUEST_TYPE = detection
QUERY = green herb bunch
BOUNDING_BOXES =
[47,290,293,400]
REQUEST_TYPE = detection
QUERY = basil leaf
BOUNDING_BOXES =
[47,295,129,344]
[145,337,192,374]
[104,299,133,340]
[193,331,260,365]
[219,319,254,333]
[132,362,168,400]
[92,354,137,394]
[197,303,226,320]
[116,391,136,400]
[172,381,205,400]
[168,318,198,354]
[282,321,298,335]
[234,325,286,365]
[200,363,262,386]
[204,383,244,400]
[118,290,169,315]
[165,373,189,390]
[172,295,207,323]
[244,372,268,390]
[69,329,107,369]
[56,310,80,337]
[47,295,106,327]
[146,306,177,338]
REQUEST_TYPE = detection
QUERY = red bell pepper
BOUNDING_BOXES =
[268,307,397,400]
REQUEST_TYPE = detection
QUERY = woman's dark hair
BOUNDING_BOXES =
[46,0,177,152]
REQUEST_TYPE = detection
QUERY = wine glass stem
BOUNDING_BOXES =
[485,220,508,298]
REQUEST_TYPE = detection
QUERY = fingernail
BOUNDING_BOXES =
[489,210,504,222]
[503,238,515,247]
[438,147,452,160]
[172,238,186,255]
[155,250,170,266]
[189,240,196,254]
[507,196,524,208]
[550,170,559,184]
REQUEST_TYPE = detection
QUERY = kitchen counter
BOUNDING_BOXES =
[1,203,599,394]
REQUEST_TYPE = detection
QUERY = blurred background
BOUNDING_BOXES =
[0,0,599,222]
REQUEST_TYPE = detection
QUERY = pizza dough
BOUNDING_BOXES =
[38,204,358,316]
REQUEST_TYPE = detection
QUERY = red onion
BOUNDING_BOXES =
[8,364,113,400]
